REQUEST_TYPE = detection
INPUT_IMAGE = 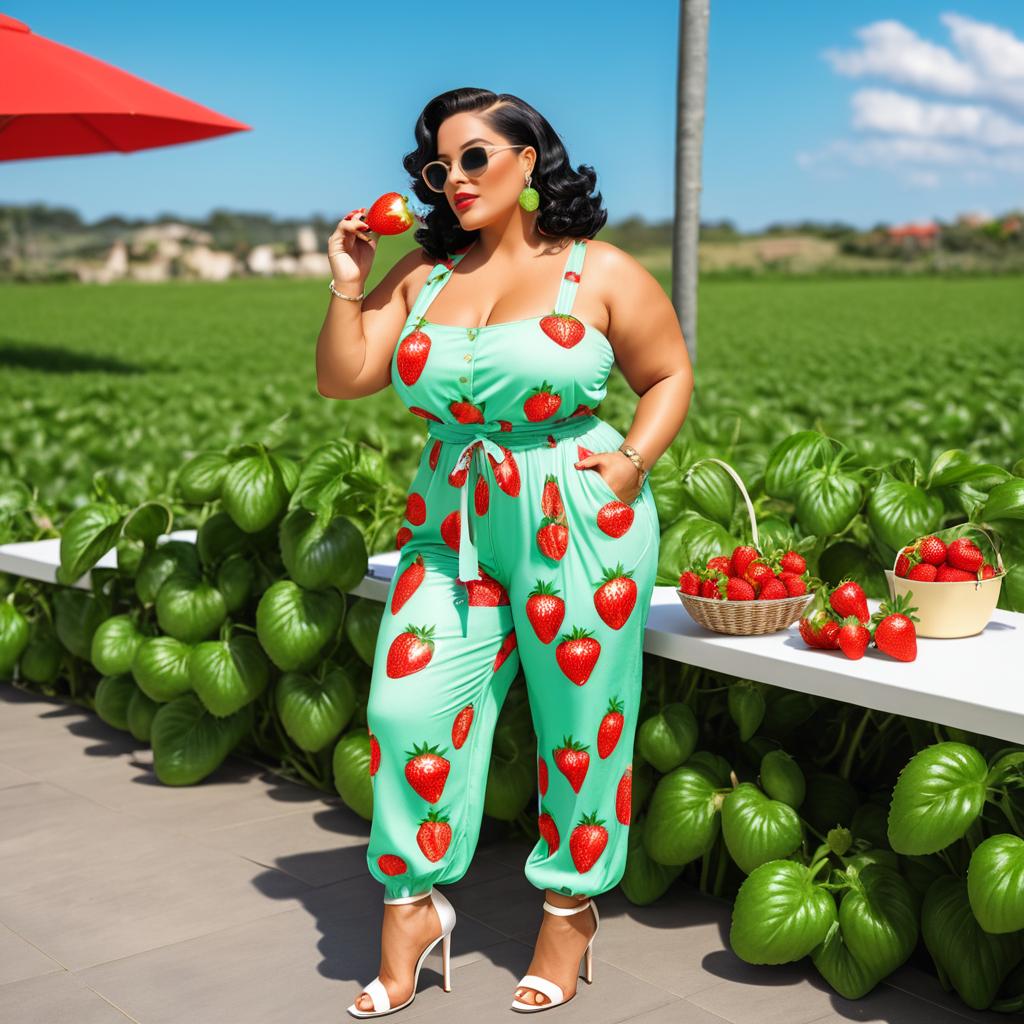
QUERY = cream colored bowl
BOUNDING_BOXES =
[883,570,1003,638]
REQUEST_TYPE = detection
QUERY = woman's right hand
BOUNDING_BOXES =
[327,208,378,289]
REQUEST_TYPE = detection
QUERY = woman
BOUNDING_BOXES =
[316,87,693,1016]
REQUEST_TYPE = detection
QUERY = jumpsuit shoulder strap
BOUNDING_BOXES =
[406,245,474,323]
[552,238,589,317]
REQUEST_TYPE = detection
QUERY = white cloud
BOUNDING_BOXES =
[851,88,1024,147]
[822,19,979,98]
[806,12,1024,186]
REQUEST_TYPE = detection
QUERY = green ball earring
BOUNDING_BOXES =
[518,171,539,212]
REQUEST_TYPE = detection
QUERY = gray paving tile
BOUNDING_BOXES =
[190,799,372,887]
[0,691,140,778]
[42,747,333,832]
[625,1000,731,1023]
[685,955,986,1024]
[0,921,62,987]
[879,962,1008,1022]
[0,970,134,1023]
[0,780,309,969]
[77,885,512,1024]
[0,760,35,790]
[566,883,735,998]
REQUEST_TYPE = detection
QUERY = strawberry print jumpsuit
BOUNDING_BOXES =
[365,238,660,900]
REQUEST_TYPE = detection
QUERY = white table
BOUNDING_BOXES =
[3,530,1022,744]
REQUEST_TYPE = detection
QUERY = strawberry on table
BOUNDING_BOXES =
[837,615,871,660]
[870,593,919,662]
[829,579,870,624]
[799,609,841,650]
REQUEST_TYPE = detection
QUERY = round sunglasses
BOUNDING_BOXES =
[421,144,528,193]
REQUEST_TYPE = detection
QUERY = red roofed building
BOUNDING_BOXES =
[886,221,940,248]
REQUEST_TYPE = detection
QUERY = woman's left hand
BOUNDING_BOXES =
[574,450,641,505]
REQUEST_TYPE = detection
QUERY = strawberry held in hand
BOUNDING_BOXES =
[364,192,416,235]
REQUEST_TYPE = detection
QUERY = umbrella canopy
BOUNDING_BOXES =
[0,12,250,161]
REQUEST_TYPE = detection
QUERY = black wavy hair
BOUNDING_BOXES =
[402,88,607,262]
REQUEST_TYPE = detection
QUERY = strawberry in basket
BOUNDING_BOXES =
[678,544,814,602]
[895,534,1001,583]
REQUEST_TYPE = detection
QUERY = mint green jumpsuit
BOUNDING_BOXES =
[365,238,660,900]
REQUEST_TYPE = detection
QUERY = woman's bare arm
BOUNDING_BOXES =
[316,249,430,400]
[575,241,695,496]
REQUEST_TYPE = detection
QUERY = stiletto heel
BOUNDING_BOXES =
[441,929,452,991]
[347,886,457,1018]
[511,896,600,1012]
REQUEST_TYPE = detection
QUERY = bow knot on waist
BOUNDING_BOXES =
[422,414,598,583]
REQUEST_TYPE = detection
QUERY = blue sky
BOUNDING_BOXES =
[3,1,1022,232]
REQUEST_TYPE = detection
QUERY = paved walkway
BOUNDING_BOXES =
[0,685,1001,1024]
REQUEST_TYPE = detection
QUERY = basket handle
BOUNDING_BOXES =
[889,522,1005,581]
[691,457,759,549]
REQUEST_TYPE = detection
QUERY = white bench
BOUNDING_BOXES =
[3,531,1022,744]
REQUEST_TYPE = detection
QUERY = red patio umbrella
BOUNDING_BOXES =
[0,12,250,161]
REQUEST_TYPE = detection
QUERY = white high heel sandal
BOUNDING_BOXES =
[511,897,601,1012]
[347,886,456,1018]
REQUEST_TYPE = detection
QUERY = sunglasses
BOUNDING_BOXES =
[421,144,528,193]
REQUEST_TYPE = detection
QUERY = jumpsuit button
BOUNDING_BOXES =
[464,354,472,362]
[459,375,468,383]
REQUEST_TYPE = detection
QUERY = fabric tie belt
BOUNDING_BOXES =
[425,414,599,583]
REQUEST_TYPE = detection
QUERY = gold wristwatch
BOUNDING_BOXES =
[618,444,647,486]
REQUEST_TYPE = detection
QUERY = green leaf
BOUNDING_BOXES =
[682,459,737,528]
[927,449,1011,489]
[887,742,988,854]
[642,764,721,866]
[794,466,861,537]
[983,478,1024,523]
[728,680,765,742]
[760,749,806,808]
[56,502,124,585]
[730,859,837,964]
[151,692,253,786]
[122,502,173,547]
[866,472,943,554]
[275,665,358,752]
[620,812,685,905]
[922,874,1024,1010]
[764,431,833,501]
[967,834,1024,934]
[721,782,803,874]
[636,703,698,774]
[333,728,374,820]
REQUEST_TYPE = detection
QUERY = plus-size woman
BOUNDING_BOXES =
[316,88,693,1017]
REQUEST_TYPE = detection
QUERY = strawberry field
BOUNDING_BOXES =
[2,267,1024,1012]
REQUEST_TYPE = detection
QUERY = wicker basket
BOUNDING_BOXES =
[883,523,1005,638]
[676,457,813,635]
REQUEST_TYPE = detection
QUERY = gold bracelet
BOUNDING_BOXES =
[329,279,365,301]
[618,444,647,485]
